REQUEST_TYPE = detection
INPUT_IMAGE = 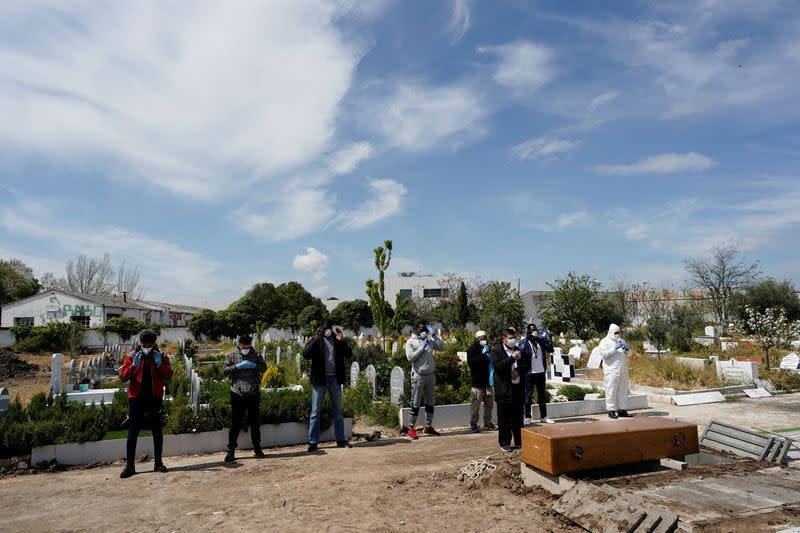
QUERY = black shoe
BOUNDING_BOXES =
[618,410,632,418]
[154,463,168,473]
[253,449,266,458]
[336,441,352,448]
[224,450,236,463]
[119,466,135,479]
[307,443,318,453]
[608,410,618,419]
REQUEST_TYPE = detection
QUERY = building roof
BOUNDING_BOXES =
[2,290,199,314]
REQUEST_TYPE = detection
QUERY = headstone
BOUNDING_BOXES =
[754,378,777,394]
[185,356,193,379]
[456,351,467,363]
[366,364,377,399]
[350,361,360,387]
[0,388,8,420]
[295,353,301,372]
[715,358,759,383]
[276,346,282,365]
[50,353,63,395]
[705,326,715,337]
[67,359,76,387]
[568,345,583,360]
[79,361,86,382]
[192,373,201,413]
[780,352,800,370]
[587,347,603,369]
[99,353,105,377]
[287,346,293,360]
[390,366,405,405]
[549,347,574,383]
[583,393,601,401]
[743,388,772,399]
[721,341,739,352]
[671,391,726,406]
[358,333,364,347]
[392,341,398,355]
[261,344,267,358]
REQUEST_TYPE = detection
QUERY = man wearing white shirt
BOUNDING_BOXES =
[520,323,555,425]
[491,328,529,452]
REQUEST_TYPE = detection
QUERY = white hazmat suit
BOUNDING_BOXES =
[598,324,630,414]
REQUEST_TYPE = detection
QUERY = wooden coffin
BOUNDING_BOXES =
[521,417,699,475]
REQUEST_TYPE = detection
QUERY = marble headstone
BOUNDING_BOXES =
[715,358,758,383]
[50,353,63,395]
[67,359,76,387]
[704,326,716,337]
[79,361,86,382]
[390,366,405,405]
[276,346,282,365]
[587,347,603,369]
[350,362,360,387]
[366,364,377,399]
[780,352,799,370]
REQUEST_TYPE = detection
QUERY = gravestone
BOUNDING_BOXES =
[87,359,94,381]
[549,346,575,383]
[261,344,267,358]
[67,359,76,388]
[568,345,583,360]
[79,361,86,382]
[780,352,800,370]
[287,346,293,360]
[295,353,301,372]
[99,353,105,377]
[390,366,405,405]
[276,346,282,365]
[587,347,603,369]
[185,356,193,380]
[350,362,360,387]
[358,333,364,347]
[392,341,398,355]
[0,388,8,420]
[721,341,739,352]
[705,326,716,337]
[366,364,377,399]
[50,353,63,395]
[457,351,467,363]
[743,388,772,399]
[192,373,201,413]
[715,358,759,383]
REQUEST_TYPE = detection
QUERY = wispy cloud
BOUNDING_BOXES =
[595,152,714,176]
[478,41,555,93]
[326,142,374,175]
[532,210,590,232]
[448,0,472,43]
[336,179,408,230]
[587,91,618,113]
[511,137,581,160]
[293,247,329,295]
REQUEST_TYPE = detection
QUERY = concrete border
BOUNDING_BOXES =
[520,462,576,495]
[31,418,352,465]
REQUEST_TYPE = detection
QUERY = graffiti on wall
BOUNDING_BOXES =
[39,303,103,324]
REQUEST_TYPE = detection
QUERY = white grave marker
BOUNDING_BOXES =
[704,326,716,337]
[366,364,377,399]
[743,388,772,399]
[780,352,799,370]
[390,366,405,405]
[50,353,63,395]
[715,358,759,383]
[350,361,360,387]
[587,347,603,369]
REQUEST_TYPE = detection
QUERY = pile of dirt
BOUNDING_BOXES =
[0,350,39,380]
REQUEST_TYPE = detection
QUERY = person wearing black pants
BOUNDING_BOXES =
[118,329,173,479]
[223,335,267,462]
[520,323,554,425]
[492,328,529,452]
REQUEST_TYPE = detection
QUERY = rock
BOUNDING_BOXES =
[17,461,29,470]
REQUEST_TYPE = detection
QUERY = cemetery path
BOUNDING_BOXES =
[0,430,579,533]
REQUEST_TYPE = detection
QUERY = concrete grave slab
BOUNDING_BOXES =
[671,391,725,406]
[743,387,772,398]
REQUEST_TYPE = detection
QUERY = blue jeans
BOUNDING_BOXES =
[309,376,344,444]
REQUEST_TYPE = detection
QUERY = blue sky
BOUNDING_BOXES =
[1,0,799,308]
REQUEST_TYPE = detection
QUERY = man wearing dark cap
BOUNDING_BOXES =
[223,334,267,462]
[302,321,352,452]
[118,329,173,478]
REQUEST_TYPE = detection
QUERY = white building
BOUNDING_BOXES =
[323,297,341,313]
[384,273,451,308]
[0,290,201,328]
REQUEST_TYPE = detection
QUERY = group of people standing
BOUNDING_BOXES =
[117,320,633,477]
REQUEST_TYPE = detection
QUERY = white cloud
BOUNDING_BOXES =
[532,210,589,232]
[511,137,581,160]
[368,81,489,151]
[0,2,373,199]
[326,142,374,175]
[311,270,328,284]
[587,91,618,113]
[624,223,649,240]
[595,152,715,176]
[448,0,472,43]
[336,179,408,230]
[293,248,329,272]
[478,41,555,92]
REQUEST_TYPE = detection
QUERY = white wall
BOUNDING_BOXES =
[1,292,105,328]
[0,329,13,347]
[85,327,193,348]
[384,274,449,309]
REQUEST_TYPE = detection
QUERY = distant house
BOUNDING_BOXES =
[384,273,452,308]
[0,290,201,328]
[323,297,340,313]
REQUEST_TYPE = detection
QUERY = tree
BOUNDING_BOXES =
[0,258,40,305]
[273,281,323,332]
[66,253,116,295]
[116,260,145,300]
[98,317,146,343]
[733,306,800,369]
[731,278,800,324]
[365,240,393,338]
[668,301,705,352]
[477,281,525,339]
[539,273,606,338]
[187,309,220,341]
[39,272,69,291]
[683,244,760,335]
[245,282,284,326]
[298,303,330,335]
[330,299,373,333]
[646,314,670,356]
[218,296,261,337]
[455,281,469,327]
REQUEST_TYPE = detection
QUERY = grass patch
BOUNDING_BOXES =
[588,355,728,390]
[103,428,174,440]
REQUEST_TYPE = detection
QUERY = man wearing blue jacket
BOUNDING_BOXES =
[466,330,495,432]
[519,323,555,425]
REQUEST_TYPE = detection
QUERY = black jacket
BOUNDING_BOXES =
[518,334,554,372]
[466,340,491,388]
[491,345,529,404]
[302,336,352,386]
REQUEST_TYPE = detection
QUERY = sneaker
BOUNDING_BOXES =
[483,422,497,431]
[608,410,618,419]
[470,422,480,433]
[541,417,555,424]
[407,427,419,440]
[336,441,353,448]
[153,462,168,473]
[253,449,266,458]
[523,418,533,426]
[224,450,236,463]
[423,425,441,436]
[119,466,135,479]
[500,445,513,453]
[618,410,632,418]
[307,443,319,453]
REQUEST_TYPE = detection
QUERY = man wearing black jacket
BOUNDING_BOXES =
[466,330,495,432]
[519,323,555,426]
[491,328,529,452]
[222,334,267,462]
[302,321,353,452]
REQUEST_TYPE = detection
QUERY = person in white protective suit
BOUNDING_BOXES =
[598,324,632,419]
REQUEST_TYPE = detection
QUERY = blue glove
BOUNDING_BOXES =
[235,360,256,370]
[426,326,434,335]
[616,340,629,351]
[539,328,550,340]
[621,341,630,351]
[154,352,162,366]
[132,353,142,367]
[482,345,491,355]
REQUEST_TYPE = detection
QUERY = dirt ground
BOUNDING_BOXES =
[0,430,581,533]
[0,351,103,405]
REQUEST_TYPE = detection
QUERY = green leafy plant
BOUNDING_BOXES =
[556,385,587,402]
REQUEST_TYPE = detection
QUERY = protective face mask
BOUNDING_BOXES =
[505,338,518,349]
[479,340,487,346]
[613,333,620,340]
[240,348,251,355]
[142,347,153,355]
[419,332,428,340]
[324,329,332,337]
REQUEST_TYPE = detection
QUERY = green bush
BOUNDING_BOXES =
[556,385,587,402]
[762,369,800,391]
[11,322,85,353]
[166,382,195,435]
[369,398,400,429]
[343,376,374,418]
[9,324,34,342]
[434,351,461,387]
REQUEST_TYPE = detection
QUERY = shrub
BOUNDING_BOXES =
[11,322,85,354]
[434,351,462,387]
[761,369,800,391]
[556,385,586,402]
[261,365,286,388]
[369,398,400,429]
[435,383,470,405]
[342,376,374,418]
[196,361,224,382]
[166,382,195,435]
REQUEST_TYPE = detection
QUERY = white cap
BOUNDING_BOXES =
[475,330,486,338]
